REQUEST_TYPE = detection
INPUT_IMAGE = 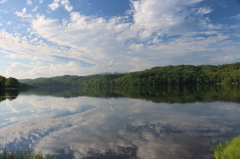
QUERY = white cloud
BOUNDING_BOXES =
[39,0,43,3]
[128,0,205,38]
[60,0,69,5]
[27,0,32,5]
[32,6,38,12]
[64,4,72,12]
[196,7,213,14]
[0,23,2,26]
[230,14,240,20]
[48,0,73,12]
[61,0,73,12]
[48,0,63,11]
[15,8,33,18]
[48,2,59,11]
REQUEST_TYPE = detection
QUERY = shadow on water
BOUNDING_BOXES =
[20,84,240,103]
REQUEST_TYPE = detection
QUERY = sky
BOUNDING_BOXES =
[0,0,240,79]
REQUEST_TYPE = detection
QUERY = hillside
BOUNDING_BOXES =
[20,62,240,87]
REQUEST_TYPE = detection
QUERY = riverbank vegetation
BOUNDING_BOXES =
[20,62,240,87]
[212,136,240,159]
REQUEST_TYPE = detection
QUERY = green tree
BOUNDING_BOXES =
[223,77,233,84]
[5,77,19,88]
[0,76,6,88]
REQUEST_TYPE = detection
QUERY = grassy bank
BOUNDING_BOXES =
[0,148,56,159]
[213,136,240,159]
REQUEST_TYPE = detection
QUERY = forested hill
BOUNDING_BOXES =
[20,62,240,87]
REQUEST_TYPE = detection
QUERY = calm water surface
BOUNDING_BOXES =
[0,85,240,159]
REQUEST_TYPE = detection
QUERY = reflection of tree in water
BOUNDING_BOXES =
[20,85,240,103]
[5,90,19,101]
[0,90,19,103]
[0,91,6,103]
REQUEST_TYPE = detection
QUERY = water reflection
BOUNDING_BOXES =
[0,89,19,103]
[20,85,240,103]
[0,85,240,159]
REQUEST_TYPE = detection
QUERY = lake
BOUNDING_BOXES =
[0,85,240,159]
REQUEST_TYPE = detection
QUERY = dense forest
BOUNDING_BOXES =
[20,62,240,87]
[0,76,19,89]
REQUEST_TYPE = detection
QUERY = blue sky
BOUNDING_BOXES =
[0,0,240,78]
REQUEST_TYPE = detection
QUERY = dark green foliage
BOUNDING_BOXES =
[0,76,6,88]
[5,77,19,88]
[0,76,19,89]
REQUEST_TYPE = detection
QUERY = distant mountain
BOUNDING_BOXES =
[19,77,72,88]
[18,79,33,83]
[98,72,128,75]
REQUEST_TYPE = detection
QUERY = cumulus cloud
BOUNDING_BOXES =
[48,2,59,11]
[61,0,73,12]
[64,4,72,12]
[48,0,73,12]
[15,8,33,18]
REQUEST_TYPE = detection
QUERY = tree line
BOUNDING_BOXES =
[0,76,19,89]
[21,62,240,87]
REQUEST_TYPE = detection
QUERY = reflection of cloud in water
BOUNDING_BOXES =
[0,96,240,158]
